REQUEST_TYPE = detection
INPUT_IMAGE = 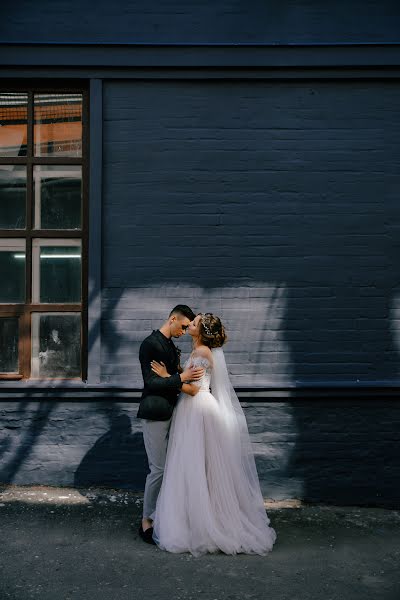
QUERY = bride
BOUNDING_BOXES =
[150,312,277,557]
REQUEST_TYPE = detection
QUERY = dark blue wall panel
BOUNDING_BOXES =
[101,79,400,388]
[0,0,399,44]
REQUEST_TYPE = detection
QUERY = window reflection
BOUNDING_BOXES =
[0,318,19,373]
[34,93,82,157]
[31,313,81,377]
[0,240,25,303]
[0,93,28,157]
[0,165,26,229]
[33,165,81,229]
[32,239,81,303]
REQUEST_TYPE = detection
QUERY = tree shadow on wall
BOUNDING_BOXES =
[0,283,132,491]
[0,400,57,492]
[4,80,400,507]
[74,411,148,490]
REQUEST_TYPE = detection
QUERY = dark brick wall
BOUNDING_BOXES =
[0,0,399,44]
[1,0,399,506]
[0,400,398,507]
[102,79,400,388]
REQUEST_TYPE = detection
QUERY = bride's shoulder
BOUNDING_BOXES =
[192,345,213,365]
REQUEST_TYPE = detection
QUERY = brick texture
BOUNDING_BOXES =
[102,79,400,387]
[0,0,398,44]
[0,400,398,507]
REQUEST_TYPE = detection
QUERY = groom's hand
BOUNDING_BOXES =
[180,365,205,383]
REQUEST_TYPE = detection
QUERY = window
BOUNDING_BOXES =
[0,87,87,379]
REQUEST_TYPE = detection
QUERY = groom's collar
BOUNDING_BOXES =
[154,329,175,352]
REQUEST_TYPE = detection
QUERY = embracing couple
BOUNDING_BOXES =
[137,304,277,557]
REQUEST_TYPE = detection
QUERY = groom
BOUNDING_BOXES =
[137,304,204,544]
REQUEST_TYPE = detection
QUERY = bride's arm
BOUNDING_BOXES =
[181,382,200,396]
[181,347,212,396]
[150,360,169,378]
[151,361,202,395]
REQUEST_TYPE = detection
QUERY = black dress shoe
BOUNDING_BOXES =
[138,525,156,545]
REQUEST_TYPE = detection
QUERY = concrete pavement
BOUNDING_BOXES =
[0,485,399,600]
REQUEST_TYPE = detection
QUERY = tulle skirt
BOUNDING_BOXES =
[153,389,277,556]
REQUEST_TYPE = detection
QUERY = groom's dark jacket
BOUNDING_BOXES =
[137,329,183,421]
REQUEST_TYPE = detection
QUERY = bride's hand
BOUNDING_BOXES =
[151,360,170,378]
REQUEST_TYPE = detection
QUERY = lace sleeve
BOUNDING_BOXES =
[190,356,212,370]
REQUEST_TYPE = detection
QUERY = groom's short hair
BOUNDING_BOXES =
[169,305,196,321]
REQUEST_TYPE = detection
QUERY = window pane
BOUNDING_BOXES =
[34,93,82,157]
[0,240,25,303]
[32,240,81,303]
[0,318,19,373]
[0,93,28,157]
[33,165,81,229]
[0,165,26,229]
[31,313,81,378]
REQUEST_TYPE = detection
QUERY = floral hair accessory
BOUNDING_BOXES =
[201,313,213,336]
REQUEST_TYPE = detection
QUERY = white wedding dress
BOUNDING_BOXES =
[152,349,277,556]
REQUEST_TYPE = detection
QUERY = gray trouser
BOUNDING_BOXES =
[142,418,171,520]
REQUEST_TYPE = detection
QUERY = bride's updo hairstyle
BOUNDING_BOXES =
[199,313,227,348]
